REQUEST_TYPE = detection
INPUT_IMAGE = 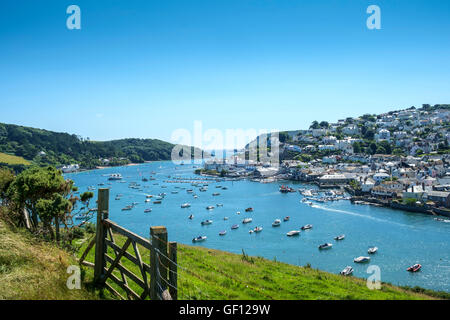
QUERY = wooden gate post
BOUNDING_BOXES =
[94,188,109,284]
[150,226,168,300]
[168,242,178,300]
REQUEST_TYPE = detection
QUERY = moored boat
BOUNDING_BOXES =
[254,226,263,233]
[283,216,290,222]
[192,236,207,243]
[219,231,227,236]
[201,220,213,225]
[287,230,301,236]
[318,243,333,250]
[181,203,191,208]
[245,207,254,212]
[368,247,378,254]
[242,218,253,224]
[301,224,313,230]
[354,256,371,263]
[231,224,239,230]
[144,209,152,213]
[334,234,345,241]
[272,219,281,227]
[206,206,215,210]
[340,266,354,276]
[407,264,422,272]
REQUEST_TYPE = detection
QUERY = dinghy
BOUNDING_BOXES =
[334,235,345,241]
[407,264,421,272]
[368,247,378,254]
[192,236,207,243]
[287,230,300,236]
[318,243,333,250]
[301,224,313,230]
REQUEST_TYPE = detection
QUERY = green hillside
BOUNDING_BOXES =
[0,122,202,169]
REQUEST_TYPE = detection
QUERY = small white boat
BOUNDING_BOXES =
[219,231,227,236]
[318,243,333,250]
[254,226,263,233]
[206,206,215,210]
[231,224,239,230]
[201,220,213,225]
[236,211,241,215]
[283,216,290,222]
[223,217,229,220]
[301,224,313,230]
[212,193,220,196]
[216,203,223,207]
[249,230,254,234]
[334,235,345,241]
[340,266,353,276]
[144,209,152,213]
[287,230,301,236]
[242,218,253,224]
[354,256,371,263]
[368,247,378,254]
[272,219,281,227]
[181,203,191,208]
[192,236,207,243]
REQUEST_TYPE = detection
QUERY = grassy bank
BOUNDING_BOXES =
[77,231,444,300]
[0,216,99,300]
[0,152,30,166]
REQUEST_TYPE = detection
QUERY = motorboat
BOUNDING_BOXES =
[219,231,227,236]
[201,220,213,225]
[249,230,254,234]
[245,207,254,212]
[222,187,228,190]
[108,174,123,181]
[368,247,378,254]
[145,199,151,203]
[216,203,223,207]
[181,203,191,208]
[242,218,253,224]
[254,226,263,233]
[212,193,220,196]
[122,206,132,211]
[231,224,239,230]
[283,216,290,222]
[287,230,301,236]
[334,235,345,241]
[272,219,281,227]
[153,201,162,204]
[192,236,207,243]
[187,189,194,193]
[340,266,354,276]
[144,209,152,213]
[206,206,215,210]
[354,256,371,263]
[318,243,333,250]
[224,217,229,220]
[301,224,313,230]
[407,264,422,272]
[236,211,241,215]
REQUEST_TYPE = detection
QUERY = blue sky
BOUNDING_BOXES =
[1,0,449,148]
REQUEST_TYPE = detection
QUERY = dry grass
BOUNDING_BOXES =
[0,218,98,300]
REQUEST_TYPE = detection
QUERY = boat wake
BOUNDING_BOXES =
[310,204,410,228]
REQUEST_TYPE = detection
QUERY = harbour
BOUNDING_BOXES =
[66,161,450,293]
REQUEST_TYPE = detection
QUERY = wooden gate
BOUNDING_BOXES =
[78,189,177,300]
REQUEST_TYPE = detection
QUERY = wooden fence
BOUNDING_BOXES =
[78,188,177,300]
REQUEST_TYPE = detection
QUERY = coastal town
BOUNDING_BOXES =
[200,105,450,216]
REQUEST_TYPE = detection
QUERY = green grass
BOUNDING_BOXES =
[0,217,99,300]
[0,152,30,166]
[77,231,442,300]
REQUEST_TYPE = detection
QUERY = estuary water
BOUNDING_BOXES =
[66,161,450,292]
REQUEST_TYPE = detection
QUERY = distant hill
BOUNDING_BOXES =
[0,122,204,169]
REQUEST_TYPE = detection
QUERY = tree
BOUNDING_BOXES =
[279,132,289,143]
[353,142,362,154]
[319,121,329,128]
[0,168,14,202]
[7,166,93,242]
[309,121,320,129]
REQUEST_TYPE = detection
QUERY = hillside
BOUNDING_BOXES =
[0,215,100,300]
[77,232,445,300]
[0,122,203,169]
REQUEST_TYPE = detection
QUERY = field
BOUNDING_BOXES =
[0,152,30,165]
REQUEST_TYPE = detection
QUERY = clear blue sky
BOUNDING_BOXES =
[1,0,449,148]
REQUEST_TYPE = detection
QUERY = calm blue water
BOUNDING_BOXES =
[66,161,450,292]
